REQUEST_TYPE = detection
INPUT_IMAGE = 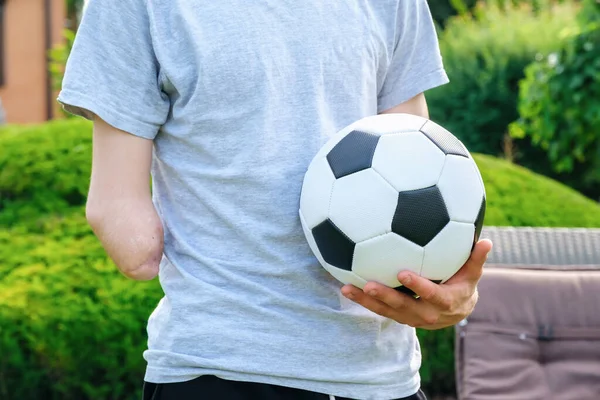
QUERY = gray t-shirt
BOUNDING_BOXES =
[59,1,448,399]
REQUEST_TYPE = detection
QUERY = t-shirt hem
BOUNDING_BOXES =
[57,89,159,140]
[144,366,421,400]
[377,68,449,113]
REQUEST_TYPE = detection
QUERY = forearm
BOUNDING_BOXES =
[86,196,163,280]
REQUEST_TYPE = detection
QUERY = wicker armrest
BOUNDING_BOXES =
[481,227,600,268]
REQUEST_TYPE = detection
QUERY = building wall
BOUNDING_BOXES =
[0,0,65,124]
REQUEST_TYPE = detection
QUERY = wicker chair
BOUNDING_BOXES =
[482,226,600,268]
[454,226,600,400]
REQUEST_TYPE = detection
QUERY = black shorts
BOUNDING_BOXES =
[143,375,427,400]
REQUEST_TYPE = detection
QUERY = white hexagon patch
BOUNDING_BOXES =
[299,156,336,229]
[437,155,485,223]
[421,221,475,282]
[372,131,446,192]
[353,232,424,287]
[329,169,398,243]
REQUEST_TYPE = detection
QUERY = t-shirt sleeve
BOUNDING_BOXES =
[57,0,169,140]
[377,0,449,113]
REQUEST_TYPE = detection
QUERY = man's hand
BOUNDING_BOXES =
[341,239,493,330]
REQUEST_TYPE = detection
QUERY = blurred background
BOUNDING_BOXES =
[0,0,598,399]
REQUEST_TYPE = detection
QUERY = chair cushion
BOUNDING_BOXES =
[455,266,600,400]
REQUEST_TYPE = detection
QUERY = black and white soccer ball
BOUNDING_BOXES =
[299,113,486,292]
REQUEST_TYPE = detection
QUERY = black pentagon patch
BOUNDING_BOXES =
[420,120,469,158]
[392,186,450,247]
[312,219,355,271]
[327,130,380,179]
[395,280,442,298]
[473,196,486,248]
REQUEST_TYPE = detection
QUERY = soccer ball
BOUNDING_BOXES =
[299,113,486,293]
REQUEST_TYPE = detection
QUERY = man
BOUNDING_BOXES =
[59,1,492,399]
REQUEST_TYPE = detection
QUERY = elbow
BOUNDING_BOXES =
[120,254,162,281]
[85,198,164,281]
[85,201,104,233]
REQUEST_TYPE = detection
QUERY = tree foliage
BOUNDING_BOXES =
[510,0,600,199]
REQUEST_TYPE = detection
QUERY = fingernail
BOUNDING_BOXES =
[368,289,377,297]
[399,274,412,285]
[343,291,355,299]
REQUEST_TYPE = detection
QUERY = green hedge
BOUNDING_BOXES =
[0,210,162,400]
[0,119,92,226]
[427,1,579,157]
[1,120,599,399]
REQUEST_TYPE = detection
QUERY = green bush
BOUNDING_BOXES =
[510,2,600,200]
[1,121,599,399]
[427,1,579,156]
[0,120,159,400]
[0,119,92,226]
[428,0,475,26]
[0,210,163,400]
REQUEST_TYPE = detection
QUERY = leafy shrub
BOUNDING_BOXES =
[427,1,579,156]
[510,1,600,200]
[0,209,163,400]
[428,0,475,26]
[0,119,92,226]
[2,120,599,399]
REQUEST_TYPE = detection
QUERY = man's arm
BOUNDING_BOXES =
[379,92,429,118]
[85,117,163,281]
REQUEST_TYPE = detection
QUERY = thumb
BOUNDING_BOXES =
[447,239,493,284]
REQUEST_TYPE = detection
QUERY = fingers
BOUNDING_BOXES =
[341,281,462,329]
[396,272,452,310]
[339,240,493,327]
[341,283,423,322]
[363,281,420,310]
[341,284,399,320]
